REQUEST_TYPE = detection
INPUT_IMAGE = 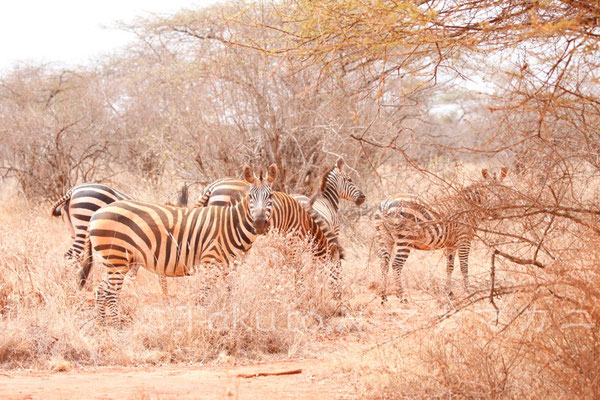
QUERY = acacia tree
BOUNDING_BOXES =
[117,4,401,193]
[236,0,600,396]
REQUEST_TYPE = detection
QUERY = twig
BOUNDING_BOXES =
[236,369,302,378]
[494,249,546,269]
[490,250,499,324]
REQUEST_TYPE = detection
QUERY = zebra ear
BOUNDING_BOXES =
[243,165,256,183]
[329,243,340,260]
[336,158,345,170]
[481,169,489,179]
[266,163,278,184]
[500,167,508,180]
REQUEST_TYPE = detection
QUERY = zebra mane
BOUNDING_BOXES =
[306,165,336,207]
[319,165,336,192]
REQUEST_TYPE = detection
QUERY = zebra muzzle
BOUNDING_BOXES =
[253,217,270,235]
[355,193,366,206]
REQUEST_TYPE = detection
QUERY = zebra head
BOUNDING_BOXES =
[465,167,509,217]
[243,163,278,235]
[327,158,366,206]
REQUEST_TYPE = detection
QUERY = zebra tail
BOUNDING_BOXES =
[50,189,72,217]
[194,189,212,207]
[78,237,93,289]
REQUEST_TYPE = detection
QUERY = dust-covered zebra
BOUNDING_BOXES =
[375,167,508,302]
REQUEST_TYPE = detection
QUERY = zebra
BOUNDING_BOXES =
[194,175,341,289]
[81,164,277,325]
[291,158,365,259]
[50,183,188,296]
[51,184,134,261]
[375,167,508,302]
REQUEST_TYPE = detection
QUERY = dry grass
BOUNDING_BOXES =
[0,199,342,369]
[1,179,599,400]
[329,259,600,399]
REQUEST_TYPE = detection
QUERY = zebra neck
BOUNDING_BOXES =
[321,184,340,212]
[231,197,258,245]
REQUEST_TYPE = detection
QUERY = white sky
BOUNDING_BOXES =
[0,0,219,73]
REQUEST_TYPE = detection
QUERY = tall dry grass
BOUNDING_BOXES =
[0,198,343,369]
[333,244,600,399]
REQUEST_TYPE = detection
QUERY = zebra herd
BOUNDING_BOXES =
[50,159,507,324]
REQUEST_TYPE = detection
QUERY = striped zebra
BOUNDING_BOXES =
[51,184,134,261]
[51,183,188,296]
[292,158,365,259]
[81,164,277,324]
[195,176,341,287]
[376,167,508,302]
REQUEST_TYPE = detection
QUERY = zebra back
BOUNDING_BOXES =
[194,178,247,207]
[52,183,133,260]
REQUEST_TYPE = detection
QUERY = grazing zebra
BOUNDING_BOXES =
[51,183,188,296]
[82,164,277,324]
[376,167,508,302]
[292,158,365,259]
[195,176,341,287]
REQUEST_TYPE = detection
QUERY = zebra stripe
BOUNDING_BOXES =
[376,167,508,302]
[85,164,277,324]
[51,183,134,261]
[195,176,341,288]
[292,158,365,258]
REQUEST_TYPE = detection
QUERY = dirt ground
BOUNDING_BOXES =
[0,293,413,400]
[0,359,350,400]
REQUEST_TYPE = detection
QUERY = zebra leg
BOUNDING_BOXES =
[158,275,169,301]
[128,265,169,301]
[65,227,89,261]
[375,219,395,303]
[377,235,392,303]
[97,265,129,326]
[95,279,109,324]
[328,245,342,299]
[65,235,87,261]
[64,247,76,260]
[379,249,391,302]
[196,263,220,305]
[446,249,455,297]
[458,241,471,293]
[391,246,410,303]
